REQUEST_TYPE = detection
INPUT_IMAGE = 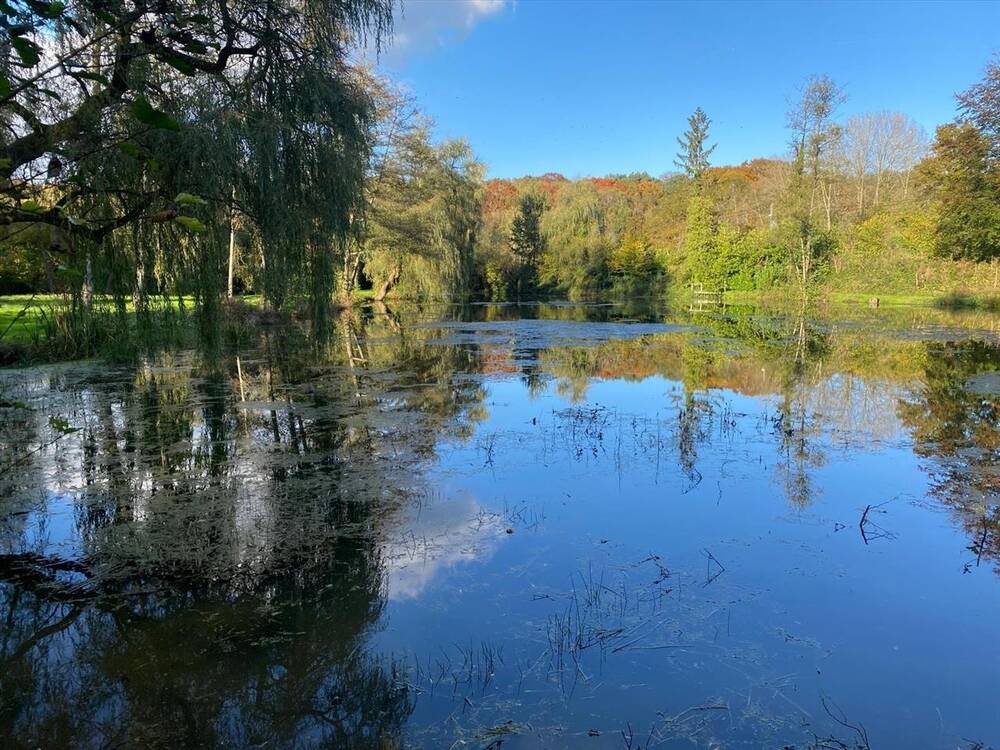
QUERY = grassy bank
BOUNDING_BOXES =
[721,288,1000,311]
[0,295,54,343]
[0,292,383,365]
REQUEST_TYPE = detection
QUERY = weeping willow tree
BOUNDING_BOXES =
[355,77,483,302]
[1,0,393,343]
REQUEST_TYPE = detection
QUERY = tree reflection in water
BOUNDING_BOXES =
[899,339,1000,572]
[3,303,1000,748]
[0,313,487,749]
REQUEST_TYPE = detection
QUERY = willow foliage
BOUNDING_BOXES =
[1,0,393,333]
[362,109,483,301]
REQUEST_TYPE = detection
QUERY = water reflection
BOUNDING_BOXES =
[2,302,1000,748]
[1,316,487,749]
[899,340,1000,572]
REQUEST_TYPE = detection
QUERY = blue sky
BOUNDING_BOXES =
[376,0,1000,178]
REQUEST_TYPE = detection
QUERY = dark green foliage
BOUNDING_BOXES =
[510,193,545,297]
[919,124,1000,261]
[683,196,718,285]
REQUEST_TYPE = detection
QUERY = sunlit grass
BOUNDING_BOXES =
[0,291,371,352]
[0,295,55,342]
[719,288,1000,310]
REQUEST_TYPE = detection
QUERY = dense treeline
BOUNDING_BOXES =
[476,61,1000,302]
[2,0,1000,356]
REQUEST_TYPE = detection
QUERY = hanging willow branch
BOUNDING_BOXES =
[1,0,393,323]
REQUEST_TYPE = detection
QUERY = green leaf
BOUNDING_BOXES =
[11,37,41,67]
[181,39,209,55]
[19,200,43,213]
[117,141,142,159]
[131,97,180,131]
[0,157,11,170]
[174,215,208,233]
[71,71,110,86]
[161,54,197,76]
[48,416,79,434]
[44,1,65,17]
[174,192,207,207]
[0,75,10,98]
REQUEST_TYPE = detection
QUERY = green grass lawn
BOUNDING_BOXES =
[828,291,1000,309]
[0,295,58,343]
[0,291,369,347]
[0,294,205,345]
[721,288,1000,310]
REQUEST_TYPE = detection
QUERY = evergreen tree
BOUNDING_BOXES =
[675,108,717,181]
[509,194,545,298]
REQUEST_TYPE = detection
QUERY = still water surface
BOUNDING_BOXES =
[2,303,999,749]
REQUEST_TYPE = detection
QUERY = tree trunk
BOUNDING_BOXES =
[340,245,362,303]
[227,194,237,298]
[373,265,401,302]
[82,253,93,308]
[133,260,144,314]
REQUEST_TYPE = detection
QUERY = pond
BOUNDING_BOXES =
[1,302,999,749]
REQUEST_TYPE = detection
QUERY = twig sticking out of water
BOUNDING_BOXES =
[481,432,496,466]
[702,548,726,586]
[858,501,894,545]
[815,695,871,750]
[619,721,654,750]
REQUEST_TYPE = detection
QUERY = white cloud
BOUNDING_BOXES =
[381,489,507,600]
[376,0,510,64]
